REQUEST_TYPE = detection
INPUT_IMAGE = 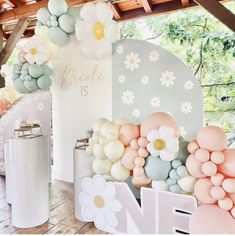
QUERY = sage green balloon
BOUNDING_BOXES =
[12,73,19,81]
[42,65,53,76]
[24,79,38,92]
[67,8,80,21]
[37,75,52,90]
[48,0,68,17]
[48,27,68,45]
[14,79,29,94]
[176,137,190,165]
[58,14,75,33]
[28,64,43,78]
[37,8,51,25]
[144,155,171,181]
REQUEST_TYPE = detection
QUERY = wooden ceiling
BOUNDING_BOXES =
[0,0,234,40]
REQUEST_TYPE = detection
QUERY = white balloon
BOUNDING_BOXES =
[92,159,112,175]
[115,117,130,126]
[96,2,113,24]
[80,3,97,24]
[100,121,119,137]
[152,180,169,191]
[111,160,130,182]
[93,118,109,132]
[178,175,196,193]
[104,140,124,162]
[104,20,118,43]
[92,131,100,142]
[86,146,93,156]
[93,143,106,159]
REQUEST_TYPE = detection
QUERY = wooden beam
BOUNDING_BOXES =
[0,25,3,51]
[0,17,30,65]
[181,0,190,6]
[108,2,122,20]
[6,0,23,7]
[141,0,153,13]
[194,0,235,32]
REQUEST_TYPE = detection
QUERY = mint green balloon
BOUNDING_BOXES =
[28,64,43,78]
[37,75,52,89]
[48,0,68,17]
[24,79,38,92]
[48,27,68,45]
[169,184,181,193]
[37,8,51,25]
[12,73,19,81]
[144,156,171,181]
[67,8,80,21]
[59,14,75,33]
[14,79,29,94]
[42,65,53,76]
[176,138,190,165]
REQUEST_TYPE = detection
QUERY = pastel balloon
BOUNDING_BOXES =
[133,166,144,177]
[202,161,217,176]
[187,140,199,154]
[140,112,179,137]
[58,14,75,33]
[67,7,81,21]
[186,154,205,178]
[195,148,210,163]
[37,8,51,24]
[28,64,43,78]
[121,147,138,170]
[194,178,217,204]
[210,151,225,164]
[0,99,11,115]
[86,146,93,156]
[178,175,196,193]
[152,180,168,191]
[132,176,151,190]
[138,147,148,158]
[222,178,235,193]
[48,0,68,17]
[134,156,145,167]
[211,173,224,186]
[93,118,108,132]
[100,121,119,137]
[169,184,181,193]
[196,126,226,152]
[119,124,140,146]
[210,186,225,200]
[144,155,171,181]
[41,65,53,76]
[93,143,106,159]
[37,75,52,89]
[176,139,190,164]
[189,205,235,234]
[231,207,235,218]
[218,149,235,177]
[130,139,139,150]
[14,79,29,94]
[138,137,148,148]
[228,193,235,204]
[92,158,112,175]
[115,117,130,126]
[111,160,130,181]
[48,27,68,45]
[24,79,38,92]
[104,140,124,162]
[218,197,233,211]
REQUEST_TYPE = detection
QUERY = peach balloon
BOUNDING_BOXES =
[218,149,235,177]
[130,138,139,150]
[119,124,140,146]
[210,151,225,164]
[0,99,11,116]
[195,148,210,163]
[194,178,217,204]
[134,156,145,167]
[210,186,225,200]
[140,112,179,137]
[121,147,138,170]
[228,193,235,204]
[132,176,151,189]
[218,197,233,211]
[202,161,217,176]
[189,205,235,234]
[187,140,199,154]
[222,178,235,193]
[231,207,235,218]
[186,154,205,178]
[138,147,149,158]
[196,125,227,152]
[133,166,144,177]
[138,137,148,148]
[211,173,224,186]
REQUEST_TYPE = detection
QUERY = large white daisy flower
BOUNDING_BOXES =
[23,38,50,65]
[75,2,118,59]
[79,175,122,231]
[146,125,179,161]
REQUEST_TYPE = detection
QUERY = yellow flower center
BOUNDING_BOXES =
[1,72,6,78]
[93,22,105,40]
[154,139,165,150]
[93,195,105,208]
[30,48,37,55]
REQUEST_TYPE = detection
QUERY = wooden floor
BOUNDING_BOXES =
[0,176,106,234]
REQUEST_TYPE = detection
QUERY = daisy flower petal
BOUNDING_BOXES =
[166,137,179,153]
[147,129,160,141]
[159,125,175,139]
[160,150,175,161]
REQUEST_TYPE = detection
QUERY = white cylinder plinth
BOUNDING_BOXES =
[4,140,12,204]
[74,148,93,220]
[11,136,49,228]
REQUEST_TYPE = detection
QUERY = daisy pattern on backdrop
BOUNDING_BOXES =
[118,75,126,84]
[180,102,192,114]
[79,175,122,231]
[149,51,159,62]
[132,109,140,117]
[124,52,141,71]
[150,96,161,108]
[122,90,135,106]
[160,71,175,87]
[116,45,124,55]
[184,80,194,90]
[141,76,150,85]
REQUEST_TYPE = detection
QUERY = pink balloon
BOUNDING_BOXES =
[119,124,140,146]
[186,154,205,178]
[140,112,179,137]
[130,138,139,150]
[138,147,149,158]
[211,173,224,186]
[202,161,217,176]
[218,149,235,177]
[132,176,151,190]
[196,125,227,152]
[121,147,138,170]
[187,140,199,154]
[189,205,235,234]
[194,178,217,204]
[0,99,11,116]
[134,156,145,167]
[137,137,148,148]
[195,148,210,163]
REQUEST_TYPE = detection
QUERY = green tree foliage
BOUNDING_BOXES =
[120,2,235,140]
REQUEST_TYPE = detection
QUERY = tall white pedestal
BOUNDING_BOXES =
[10,136,49,228]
